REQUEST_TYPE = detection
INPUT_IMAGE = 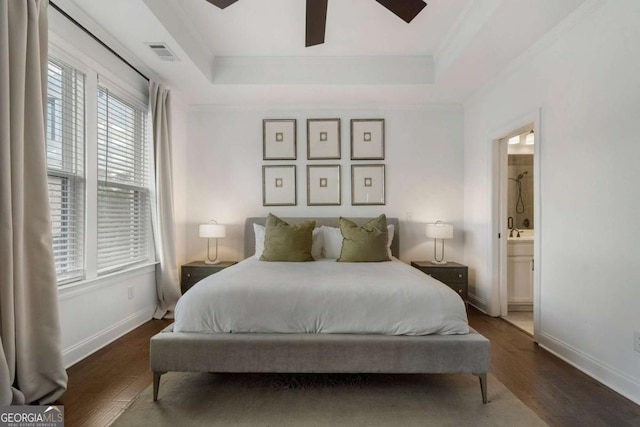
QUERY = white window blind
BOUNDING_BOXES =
[46,58,85,285]
[97,86,152,274]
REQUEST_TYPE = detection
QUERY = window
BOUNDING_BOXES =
[97,86,152,273]
[46,49,153,286]
[46,58,85,285]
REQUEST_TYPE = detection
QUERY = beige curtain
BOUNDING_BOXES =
[0,0,68,404]
[149,81,181,319]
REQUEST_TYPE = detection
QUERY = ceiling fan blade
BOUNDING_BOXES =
[374,0,426,23]
[306,0,328,47]
[205,0,239,9]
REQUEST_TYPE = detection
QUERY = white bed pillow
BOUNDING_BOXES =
[321,225,343,259]
[253,223,266,258]
[254,223,324,259]
[322,224,394,259]
[387,224,395,258]
[311,227,324,259]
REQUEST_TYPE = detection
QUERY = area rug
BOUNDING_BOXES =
[111,372,547,426]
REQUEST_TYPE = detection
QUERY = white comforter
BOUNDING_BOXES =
[174,257,469,335]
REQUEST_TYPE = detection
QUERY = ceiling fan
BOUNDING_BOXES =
[205,0,427,47]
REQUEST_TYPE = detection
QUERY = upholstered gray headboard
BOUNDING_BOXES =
[244,217,400,259]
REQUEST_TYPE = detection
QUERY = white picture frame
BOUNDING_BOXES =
[307,165,341,206]
[263,165,296,206]
[263,119,296,160]
[350,119,385,160]
[307,119,341,160]
[351,164,385,205]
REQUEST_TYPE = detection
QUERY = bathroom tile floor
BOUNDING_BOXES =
[503,311,534,335]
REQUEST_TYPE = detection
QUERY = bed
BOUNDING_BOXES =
[150,217,490,402]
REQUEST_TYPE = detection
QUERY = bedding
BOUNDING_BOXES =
[254,224,323,259]
[259,214,315,262]
[174,257,468,335]
[323,224,394,259]
[337,215,390,262]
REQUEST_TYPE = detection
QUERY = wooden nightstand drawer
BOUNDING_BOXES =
[448,285,467,299]
[182,268,211,289]
[181,261,237,294]
[410,261,468,302]
[425,268,466,284]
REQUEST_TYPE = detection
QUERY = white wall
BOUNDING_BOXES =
[58,266,156,367]
[463,0,640,403]
[181,105,464,264]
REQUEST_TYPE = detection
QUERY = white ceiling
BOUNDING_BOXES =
[56,0,587,105]
[176,0,468,57]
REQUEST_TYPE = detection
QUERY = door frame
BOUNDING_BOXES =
[489,109,541,342]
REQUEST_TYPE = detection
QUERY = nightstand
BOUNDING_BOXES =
[410,261,468,302]
[181,261,237,294]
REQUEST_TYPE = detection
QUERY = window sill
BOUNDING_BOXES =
[58,262,158,301]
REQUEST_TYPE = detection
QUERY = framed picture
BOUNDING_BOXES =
[351,164,385,205]
[307,119,341,160]
[263,165,296,206]
[307,165,341,206]
[351,119,384,160]
[263,119,296,160]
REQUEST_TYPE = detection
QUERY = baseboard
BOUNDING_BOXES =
[467,292,489,314]
[538,331,640,405]
[62,305,156,368]
[507,303,533,312]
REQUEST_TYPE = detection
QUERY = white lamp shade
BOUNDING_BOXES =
[199,223,226,238]
[426,223,453,239]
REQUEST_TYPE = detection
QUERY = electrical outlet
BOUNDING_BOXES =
[406,211,413,221]
[127,286,134,300]
[635,330,640,353]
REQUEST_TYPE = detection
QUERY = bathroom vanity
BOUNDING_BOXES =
[507,231,534,311]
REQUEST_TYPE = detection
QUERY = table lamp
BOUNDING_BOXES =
[425,221,453,265]
[199,220,226,265]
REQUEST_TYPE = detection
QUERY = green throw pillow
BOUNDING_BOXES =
[260,214,316,262]
[337,214,390,262]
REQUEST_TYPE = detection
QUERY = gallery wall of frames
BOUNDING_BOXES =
[262,118,386,207]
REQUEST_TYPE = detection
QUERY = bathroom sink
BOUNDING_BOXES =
[507,229,534,241]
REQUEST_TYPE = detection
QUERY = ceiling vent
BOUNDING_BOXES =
[145,43,179,61]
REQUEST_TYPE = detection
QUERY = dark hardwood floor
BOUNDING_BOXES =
[467,309,640,426]
[57,319,171,427]
[57,308,640,427]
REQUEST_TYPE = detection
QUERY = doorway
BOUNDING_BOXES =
[501,129,535,334]
[490,111,541,342]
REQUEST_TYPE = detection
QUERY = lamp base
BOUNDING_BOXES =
[431,238,448,265]
[205,238,221,265]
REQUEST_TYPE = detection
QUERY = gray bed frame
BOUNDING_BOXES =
[150,217,490,403]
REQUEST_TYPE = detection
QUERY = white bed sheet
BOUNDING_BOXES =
[174,257,469,335]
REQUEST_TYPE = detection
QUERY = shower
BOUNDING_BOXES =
[509,171,528,214]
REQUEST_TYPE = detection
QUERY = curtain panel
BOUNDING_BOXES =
[0,0,68,404]
[149,81,181,318]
